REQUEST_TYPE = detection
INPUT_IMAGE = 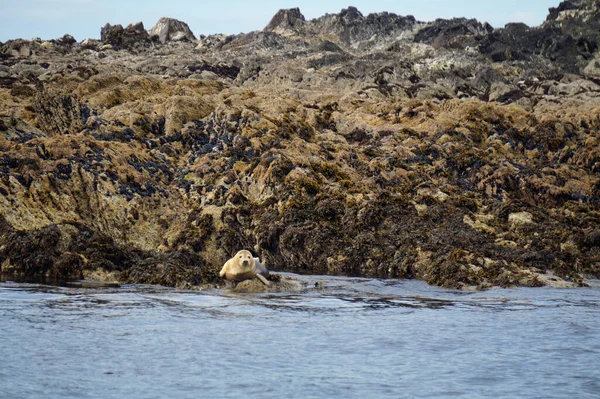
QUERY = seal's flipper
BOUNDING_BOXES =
[254,258,270,277]
[219,261,228,277]
[255,273,272,287]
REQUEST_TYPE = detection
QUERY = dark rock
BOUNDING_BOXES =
[100,21,151,51]
[477,1,600,72]
[414,18,493,49]
[469,67,507,98]
[58,34,76,46]
[317,40,343,53]
[547,0,580,21]
[0,220,216,287]
[309,7,417,46]
[186,61,240,80]
[10,84,36,98]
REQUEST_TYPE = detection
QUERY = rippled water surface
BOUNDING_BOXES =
[1,274,599,399]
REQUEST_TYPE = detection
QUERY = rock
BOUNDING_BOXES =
[1,1,599,291]
[547,78,600,96]
[415,18,492,49]
[547,0,584,21]
[81,38,101,50]
[170,32,189,42]
[58,34,76,46]
[100,21,151,51]
[101,23,123,43]
[264,8,306,35]
[149,17,196,44]
[1,39,33,57]
[583,56,600,75]
[231,274,306,293]
[307,7,417,46]
[488,82,524,103]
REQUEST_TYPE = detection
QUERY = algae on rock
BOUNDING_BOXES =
[1,3,600,289]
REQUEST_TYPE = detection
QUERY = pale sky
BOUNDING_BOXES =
[0,0,561,42]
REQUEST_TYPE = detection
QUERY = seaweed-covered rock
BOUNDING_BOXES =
[1,1,600,290]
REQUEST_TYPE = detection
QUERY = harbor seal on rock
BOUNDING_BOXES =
[219,250,271,286]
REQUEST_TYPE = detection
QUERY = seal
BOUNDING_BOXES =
[219,250,271,286]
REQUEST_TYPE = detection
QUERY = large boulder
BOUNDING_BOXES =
[149,17,196,44]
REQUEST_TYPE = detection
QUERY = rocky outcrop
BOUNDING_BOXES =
[264,8,306,35]
[414,18,493,49]
[100,22,151,51]
[149,17,196,43]
[307,7,418,47]
[1,2,600,290]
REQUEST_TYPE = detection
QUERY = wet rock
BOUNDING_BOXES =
[230,274,306,293]
[149,17,196,44]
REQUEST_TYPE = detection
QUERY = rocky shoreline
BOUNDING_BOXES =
[1,0,599,289]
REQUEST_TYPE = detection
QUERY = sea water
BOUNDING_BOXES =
[1,274,599,399]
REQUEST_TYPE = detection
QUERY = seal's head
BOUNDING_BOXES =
[235,250,254,269]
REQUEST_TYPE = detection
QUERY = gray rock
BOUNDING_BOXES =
[149,17,196,44]
[264,8,306,35]
[81,38,100,50]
